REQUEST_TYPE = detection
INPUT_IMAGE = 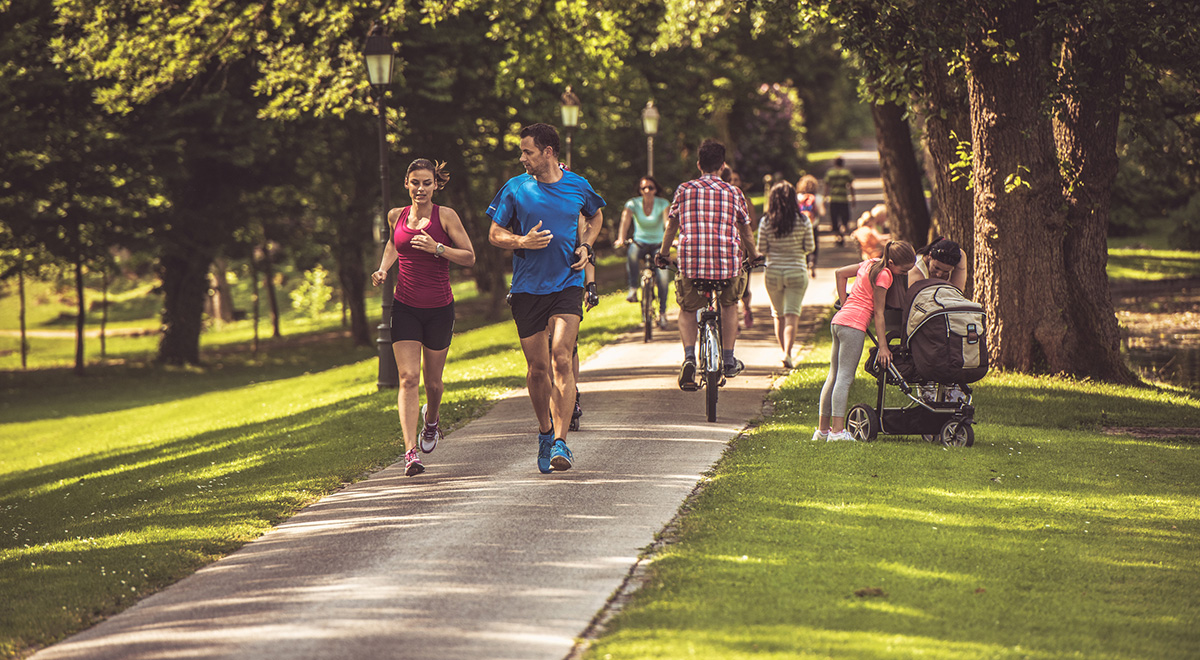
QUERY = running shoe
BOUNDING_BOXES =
[626,289,639,303]
[724,357,745,378]
[550,439,573,471]
[678,358,698,391]
[658,315,668,329]
[811,429,828,442]
[404,448,425,476]
[538,427,555,474]
[827,430,856,442]
[419,403,442,454]
[569,393,582,432]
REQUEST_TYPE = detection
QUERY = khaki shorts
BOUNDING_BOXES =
[675,271,748,313]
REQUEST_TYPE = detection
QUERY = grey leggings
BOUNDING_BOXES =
[819,323,867,418]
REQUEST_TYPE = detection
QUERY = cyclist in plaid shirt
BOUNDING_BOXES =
[656,139,760,390]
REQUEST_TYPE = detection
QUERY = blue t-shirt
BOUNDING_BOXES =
[487,171,606,294]
[623,196,669,244]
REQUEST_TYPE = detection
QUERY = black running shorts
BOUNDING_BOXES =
[508,286,583,339]
[390,299,455,351]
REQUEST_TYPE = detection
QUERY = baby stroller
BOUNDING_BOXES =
[846,278,988,447]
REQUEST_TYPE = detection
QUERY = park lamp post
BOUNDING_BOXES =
[641,100,659,177]
[363,25,399,390]
[560,86,580,169]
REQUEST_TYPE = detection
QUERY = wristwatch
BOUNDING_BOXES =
[435,243,445,257]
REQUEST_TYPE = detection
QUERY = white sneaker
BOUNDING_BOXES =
[811,429,828,442]
[827,430,856,442]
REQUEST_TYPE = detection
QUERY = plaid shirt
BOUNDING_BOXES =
[668,174,751,280]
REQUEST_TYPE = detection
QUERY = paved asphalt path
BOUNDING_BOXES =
[32,170,880,660]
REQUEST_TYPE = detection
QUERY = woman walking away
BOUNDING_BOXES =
[372,159,476,476]
[614,176,671,328]
[757,181,816,369]
[814,241,915,442]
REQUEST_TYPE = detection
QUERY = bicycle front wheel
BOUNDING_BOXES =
[702,320,722,422]
[641,281,654,342]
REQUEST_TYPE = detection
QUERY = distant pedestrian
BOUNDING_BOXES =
[487,123,605,473]
[372,159,476,477]
[758,181,815,369]
[726,167,757,329]
[824,157,856,247]
[615,176,671,328]
[852,210,889,260]
[796,174,824,277]
[814,241,916,442]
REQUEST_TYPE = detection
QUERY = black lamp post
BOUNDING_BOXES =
[363,25,399,389]
[641,100,659,177]
[560,86,580,169]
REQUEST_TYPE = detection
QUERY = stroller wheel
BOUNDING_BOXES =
[846,404,880,442]
[939,421,974,447]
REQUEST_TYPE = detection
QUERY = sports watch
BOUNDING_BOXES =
[435,243,445,257]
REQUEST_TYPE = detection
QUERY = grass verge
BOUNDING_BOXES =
[585,326,1200,660]
[0,289,641,659]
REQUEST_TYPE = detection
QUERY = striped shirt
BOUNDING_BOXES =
[668,174,750,280]
[756,217,815,270]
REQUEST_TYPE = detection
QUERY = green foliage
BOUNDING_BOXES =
[586,339,1200,660]
[1168,192,1200,250]
[288,266,333,318]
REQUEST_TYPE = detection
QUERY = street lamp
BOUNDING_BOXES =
[641,100,659,177]
[560,86,580,169]
[363,24,399,390]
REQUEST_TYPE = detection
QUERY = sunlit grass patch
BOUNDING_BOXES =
[587,329,1200,660]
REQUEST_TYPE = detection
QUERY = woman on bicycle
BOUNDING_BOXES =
[757,181,816,369]
[814,240,915,442]
[372,159,476,476]
[615,176,671,328]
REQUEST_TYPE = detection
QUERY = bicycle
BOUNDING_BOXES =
[637,249,661,342]
[659,255,764,422]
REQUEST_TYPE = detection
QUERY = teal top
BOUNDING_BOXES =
[623,196,669,244]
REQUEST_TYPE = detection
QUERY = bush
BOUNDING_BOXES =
[1168,192,1200,250]
[288,266,333,319]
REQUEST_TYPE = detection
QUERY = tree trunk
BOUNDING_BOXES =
[1053,31,1136,383]
[872,101,931,246]
[100,265,108,359]
[18,264,28,370]
[250,252,260,354]
[260,241,282,338]
[919,55,976,294]
[968,0,1075,374]
[74,247,85,376]
[334,230,371,347]
[210,257,236,324]
[158,240,215,365]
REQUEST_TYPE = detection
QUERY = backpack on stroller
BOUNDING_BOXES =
[848,278,988,446]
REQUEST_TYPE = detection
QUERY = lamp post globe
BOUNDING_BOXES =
[560,86,581,169]
[362,25,399,390]
[641,100,659,177]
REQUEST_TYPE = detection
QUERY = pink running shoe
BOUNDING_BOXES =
[404,448,424,476]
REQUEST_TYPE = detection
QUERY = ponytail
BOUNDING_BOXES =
[867,240,916,284]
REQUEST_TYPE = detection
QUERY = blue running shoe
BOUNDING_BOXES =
[537,428,554,474]
[550,439,573,471]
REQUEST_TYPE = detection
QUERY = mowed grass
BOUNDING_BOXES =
[1107,248,1200,282]
[586,329,1200,660]
[0,290,641,659]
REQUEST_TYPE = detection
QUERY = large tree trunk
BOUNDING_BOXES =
[872,101,931,246]
[209,257,235,324]
[260,241,282,338]
[968,0,1077,374]
[920,55,976,292]
[1052,30,1137,384]
[158,237,216,366]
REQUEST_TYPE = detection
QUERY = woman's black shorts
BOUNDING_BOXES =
[390,299,455,351]
[508,286,583,339]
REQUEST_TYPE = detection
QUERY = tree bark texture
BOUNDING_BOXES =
[158,237,216,366]
[920,55,976,287]
[968,0,1076,374]
[1052,29,1137,383]
[872,101,931,247]
[334,236,370,347]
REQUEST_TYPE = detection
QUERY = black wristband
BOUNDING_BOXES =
[581,242,595,265]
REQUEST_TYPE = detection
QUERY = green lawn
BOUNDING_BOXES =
[0,289,642,659]
[1107,248,1200,282]
[584,328,1200,660]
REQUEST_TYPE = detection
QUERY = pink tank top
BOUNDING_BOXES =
[393,205,453,308]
